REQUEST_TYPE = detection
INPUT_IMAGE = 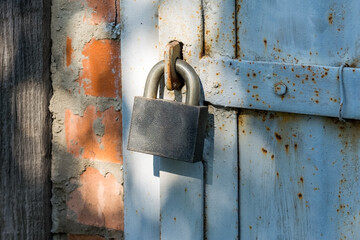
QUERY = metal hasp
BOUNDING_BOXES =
[164,40,183,90]
[128,59,208,162]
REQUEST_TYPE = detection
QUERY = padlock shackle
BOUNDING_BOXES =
[143,60,200,106]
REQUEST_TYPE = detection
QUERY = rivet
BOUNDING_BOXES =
[274,82,287,96]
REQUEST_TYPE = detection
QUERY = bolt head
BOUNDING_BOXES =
[274,82,287,96]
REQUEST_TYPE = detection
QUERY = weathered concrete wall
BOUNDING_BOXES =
[51,1,123,239]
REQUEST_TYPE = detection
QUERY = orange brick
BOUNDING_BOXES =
[85,0,117,25]
[65,106,122,163]
[66,37,74,67]
[77,38,121,98]
[68,234,104,240]
[67,167,124,230]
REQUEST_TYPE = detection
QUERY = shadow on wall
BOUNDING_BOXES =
[50,0,125,239]
[0,1,52,239]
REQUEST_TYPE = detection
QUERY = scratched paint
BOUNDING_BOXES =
[239,110,360,239]
[234,1,360,239]
[237,0,360,67]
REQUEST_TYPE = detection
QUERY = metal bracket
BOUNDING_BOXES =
[164,40,183,90]
[200,57,360,120]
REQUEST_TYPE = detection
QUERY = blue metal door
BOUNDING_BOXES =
[122,1,360,239]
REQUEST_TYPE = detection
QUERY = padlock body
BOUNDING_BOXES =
[128,96,208,162]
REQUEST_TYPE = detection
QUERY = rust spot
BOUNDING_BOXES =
[271,154,275,160]
[249,226,252,230]
[216,72,220,76]
[274,132,282,141]
[298,193,303,199]
[263,38,267,50]
[174,217,176,222]
[261,148,268,154]
[296,74,300,78]
[253,73,257,77]
[247,73,250,78]
[266,127,270,131]
[291,67,294,72]
[328,13,333,24]
[253,85,258,89]
[285,144,289,153]
[184,188,187,192]
[300,177,304,183]
[276,171,279,177]
[246,89,250,93]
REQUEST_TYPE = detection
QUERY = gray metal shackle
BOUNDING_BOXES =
[143,59,200,106]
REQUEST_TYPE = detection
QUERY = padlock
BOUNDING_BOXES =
[127,59,208,162]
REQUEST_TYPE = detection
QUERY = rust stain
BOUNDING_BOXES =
[263,38,267,51]
[271,154,275,160]
[294,143,298,150]
[328,12,333,24]
[274,132,282,141]
[300,177,304,183]
[285,144,289,153]
[261,148,268,155]
[298,193,303,199]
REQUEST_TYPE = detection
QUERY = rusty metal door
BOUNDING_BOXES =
[121,1,360,239]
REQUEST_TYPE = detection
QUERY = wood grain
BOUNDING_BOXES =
[0,1,52,239]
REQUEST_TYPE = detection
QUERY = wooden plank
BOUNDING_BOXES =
[158,1,204,239]
[203,1,239,240]
[0,1,52,239]
[121,1,161,239]
[200,58,360,120]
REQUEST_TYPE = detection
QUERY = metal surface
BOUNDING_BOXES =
[203,1,239,239]
[164,40,183,90]
[239,110,360,240]
[158,1,204,239]
[121,1,160,239]
[128,97,208,162]
[235,1,360,239]
[144,59,201,106]
[129,55,208,162]
[122,0,360,239]
[200,58,360,120]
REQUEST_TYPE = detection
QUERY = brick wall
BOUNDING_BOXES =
[51,0,123,239]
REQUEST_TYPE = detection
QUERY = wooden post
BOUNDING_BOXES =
[0,1,52,239]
